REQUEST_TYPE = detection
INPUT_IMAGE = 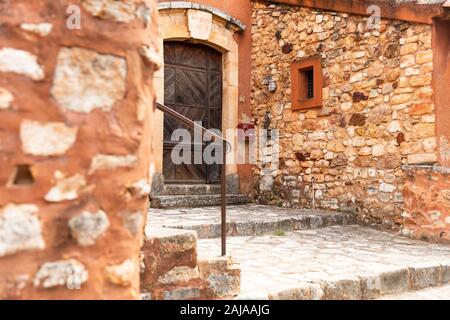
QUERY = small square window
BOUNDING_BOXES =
[291,56,323,110]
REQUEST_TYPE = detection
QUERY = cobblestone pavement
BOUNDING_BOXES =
[148,205,355,238]
[197,226,450,299]
[378,284,450,300]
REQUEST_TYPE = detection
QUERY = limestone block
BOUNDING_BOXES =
[372,145,386,157]
[0,204,45,257]
[141,227,198,291]
[45,172,87,202]
[199,257,241,298]
[0,48,45,80]
[412,123,435,139]
[89,154,138,174]
[122,211,143,236]
[20,23,53,36]
[82,0,137,23]
[410,74,432,87]
[20,120,77,156]
[51,47,126,113]
[409,263,443,289]
[34,259,88,290]
[416,50,433,64]
[379,183,395,193]
[422,138,436,153]
[0,87,13,110]
[321,277,363,300]
[158,266,200,285]
[163,288,201,300]
[187,9,212,40]
[379,268,410,294]
[400,43,418,55]
[407,153,437,164]
[140,45,162,69]
[105,259,136,286]
[68,210,110,246]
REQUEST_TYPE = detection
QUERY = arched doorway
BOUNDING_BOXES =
[150,4,246,196]
[163,41,223,184]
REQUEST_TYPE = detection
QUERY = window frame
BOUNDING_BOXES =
[291,56,323,111]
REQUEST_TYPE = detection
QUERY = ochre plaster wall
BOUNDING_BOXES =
[0,0,159,299]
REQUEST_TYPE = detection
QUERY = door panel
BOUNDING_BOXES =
[174,68,207,106]
[163,42,223,184]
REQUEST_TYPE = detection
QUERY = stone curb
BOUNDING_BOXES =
[265,262,450,300]
[165,212,357,239]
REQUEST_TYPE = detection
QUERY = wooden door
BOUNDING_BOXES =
[163,41,223,184]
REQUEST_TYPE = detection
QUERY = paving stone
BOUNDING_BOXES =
[195,226,450,299]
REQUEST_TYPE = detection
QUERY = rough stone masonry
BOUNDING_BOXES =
[0,0,159,299]
[251,1,439,233]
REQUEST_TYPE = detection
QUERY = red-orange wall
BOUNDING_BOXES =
[433,19,450,166]
[157,0,254,192]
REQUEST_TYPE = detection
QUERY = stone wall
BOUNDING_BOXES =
[251,1,436,229]
[141,227,240,300]
[0,0,159,299]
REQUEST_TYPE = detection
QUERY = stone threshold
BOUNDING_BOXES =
[260,262,450,300]
[402,164,450,174]
[150,194,250,209]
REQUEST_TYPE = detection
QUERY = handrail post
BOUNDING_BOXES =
[221,139,227,256]
[156,102,228,257]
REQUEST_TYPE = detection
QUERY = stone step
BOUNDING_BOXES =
[265,263,450,300]
[141,227,241,300]
[377,283,450,300]
[150,194,250,209]
[141,227,202,300]
[149,205,357,239]
[161,184,222,196]
[198,257,241,299]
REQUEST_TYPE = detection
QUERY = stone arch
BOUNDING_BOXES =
[150,2,245,192]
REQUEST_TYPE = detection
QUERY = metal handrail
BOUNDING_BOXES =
[155,102,228,256]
